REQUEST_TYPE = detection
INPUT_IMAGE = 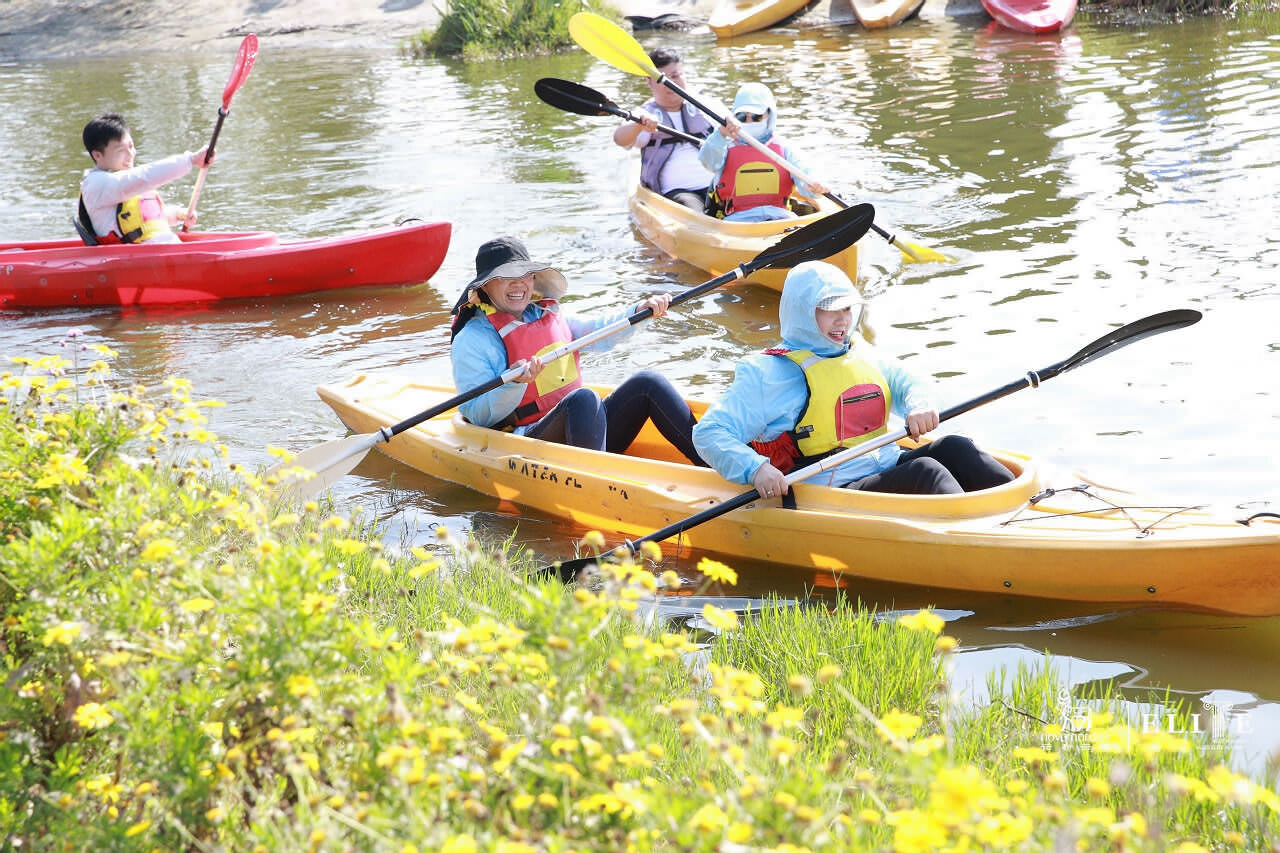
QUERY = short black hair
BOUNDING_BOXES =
[648,48,682,70]
[82,113,129,155]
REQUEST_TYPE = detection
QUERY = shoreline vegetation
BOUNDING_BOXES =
[407,0,1277,59]
[3,335,1279,849]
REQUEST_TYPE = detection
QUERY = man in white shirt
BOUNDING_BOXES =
[612,48,716,212]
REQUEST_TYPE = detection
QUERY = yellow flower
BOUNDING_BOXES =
[696,557,738,586]
[877,708,923,742]
[124,820,152,837]
[140,538,178,562]
[897,609,945,634]
[41,621,82,646]
[858,808,882,824]
[766,705,805,731]
[286,674,318,698]
[580,530,607,551]
[440,836,477,853]
[1086,777,1111,798]
[511,793,535,811]
[701,604,740,631]
[817,664,843,682]
[1012,745,1058,764]
[73,702,113,730]
[180,597,216,613]
[687,803,728,833]
[886,808,947,852]
[975,812,1032,846]
[934,635,959,653]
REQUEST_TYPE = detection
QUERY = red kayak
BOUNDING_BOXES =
[981,0,1076,33]
[0,221,451,309]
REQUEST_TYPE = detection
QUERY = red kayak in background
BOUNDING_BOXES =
[0,221,451,309]
[981,0,1076,33]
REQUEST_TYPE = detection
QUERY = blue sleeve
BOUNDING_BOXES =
[778,141,822,201]
[699,131,730,178]
[564,304,643,352]
[693,356,806,485]
[451,318,526,427]
[873,347,936,420]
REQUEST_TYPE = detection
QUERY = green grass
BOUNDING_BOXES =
[2,334,1277,850]
[408,0,616,60]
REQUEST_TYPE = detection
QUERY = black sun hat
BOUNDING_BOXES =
[451,236,568,315]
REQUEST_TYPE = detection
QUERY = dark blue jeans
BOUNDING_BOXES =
[524,371,706,466]
[848,435,1014,495]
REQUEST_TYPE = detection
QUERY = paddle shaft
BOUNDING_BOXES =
[374,257,795,445]
[181,110,227,232]
[556,309,1201,576]
[649,73,915,246]
[184,35,257,232]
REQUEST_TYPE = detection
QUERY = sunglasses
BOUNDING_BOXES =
[734,111,765,123]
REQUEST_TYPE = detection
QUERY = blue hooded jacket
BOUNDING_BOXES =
[692,262,934,486]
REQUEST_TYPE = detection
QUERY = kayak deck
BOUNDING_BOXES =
[708,0,813,37]
[316,376,1280,616]
[1,221,451,309]
[627,181,859,291]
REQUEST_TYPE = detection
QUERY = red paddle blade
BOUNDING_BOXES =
[221,33,259,109]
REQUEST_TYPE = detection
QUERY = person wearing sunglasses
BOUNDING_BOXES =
[700,82,828,222]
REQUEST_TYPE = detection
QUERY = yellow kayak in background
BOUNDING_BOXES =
[628,181,860,291]
[708,0,813,38]
[851,0,925,28]
[317,376,1280,617]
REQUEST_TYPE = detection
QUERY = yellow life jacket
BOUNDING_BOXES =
[116,191,172,244]
[750,347,891,471]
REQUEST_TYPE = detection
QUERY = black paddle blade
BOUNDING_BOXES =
[1054,309,1202,379]
[549,555,607,583]
[750,203,875,272]
[534,77,618,118]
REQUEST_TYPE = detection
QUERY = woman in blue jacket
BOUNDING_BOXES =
[693,261,1012,498]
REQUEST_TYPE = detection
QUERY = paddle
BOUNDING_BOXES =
[547,308,1202,581]
[535,77,704,145]
[270,202,876,500]
[182,33,259,232]
[567,12,954,265]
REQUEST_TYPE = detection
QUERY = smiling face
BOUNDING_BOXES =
[91,132,136,172]
[815,307,853,346]
[647,61,686,111]
[481,273,536,314]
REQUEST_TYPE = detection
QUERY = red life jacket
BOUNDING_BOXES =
[483,300,583,428]
[713,142,794,216]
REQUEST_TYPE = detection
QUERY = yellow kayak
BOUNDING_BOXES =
[708,0,813,37]
[851,0,925,27]
[317,375,1280,617]
[628,181,860,291]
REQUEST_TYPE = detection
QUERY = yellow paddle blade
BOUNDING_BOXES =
[568,13,658,78]
[894,237,955,264]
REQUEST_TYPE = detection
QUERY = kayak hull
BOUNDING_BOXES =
[627,182,859,291]
[851,0,925,28]
[316,376,1280,617]
[0,221,451,309]
[981,0,1076,33]
[708,0,812,37]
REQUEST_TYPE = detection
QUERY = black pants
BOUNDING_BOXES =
[847,435,1013,495]
[524,371,706,465]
